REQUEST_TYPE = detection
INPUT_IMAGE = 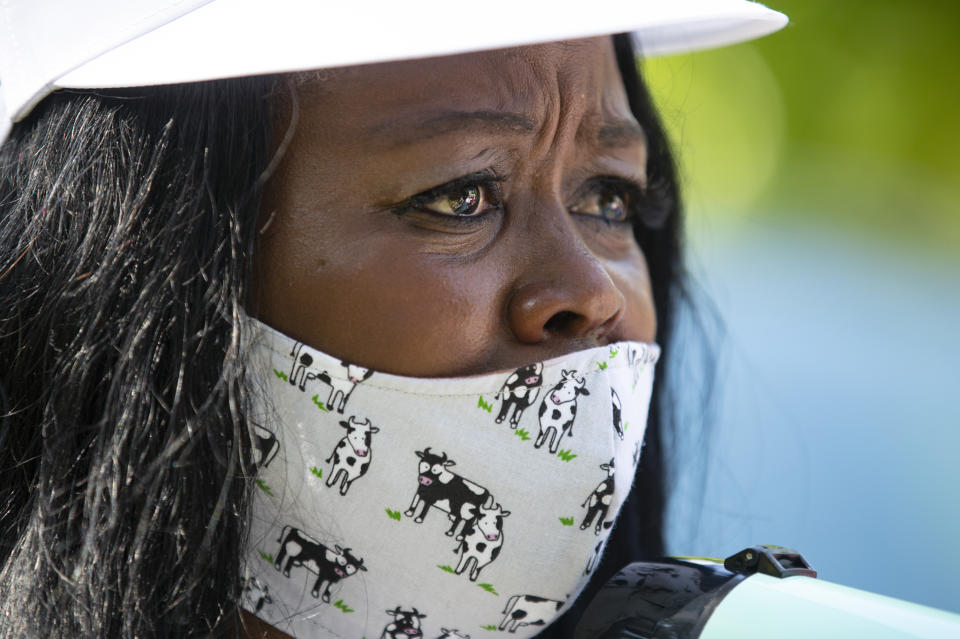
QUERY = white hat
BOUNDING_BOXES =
[0,0,787,146]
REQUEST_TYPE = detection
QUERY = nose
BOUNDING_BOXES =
[507,212,625,344]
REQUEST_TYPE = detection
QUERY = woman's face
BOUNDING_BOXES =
[251,36,656,377]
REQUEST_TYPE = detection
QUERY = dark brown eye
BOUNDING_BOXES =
[395,171,504,221]
[443,185,481,216]
[570,189,630,223]
[417,184,490,216]
[418,184,489,217]
[598,192,627,222]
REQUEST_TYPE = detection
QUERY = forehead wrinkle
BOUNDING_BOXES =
[359,47,547,148]
[366,110,538,148]
[495,46,550,129]
[567,40,647,156]
[509,45,582,171]
[522,43,628,197]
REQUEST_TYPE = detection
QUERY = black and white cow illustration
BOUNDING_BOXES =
[494,363,543,428]
[273,526,367,602]
[454,502,509,582]
[435,628,470,639]
[498,595,564,633]
[406,448,493,538]
[627,345,657,389]
[251,423,280,469]
[627,345,641,389]
[288,342,320,391]
[581,458,615,535]
[610,388,624,440]
[535,370,590,453]
[325,416,380,495]
[381,607,427,639]
[318,362,373,413]
[287,342,373,413]
[240,575,273,614]
[585,538,605,574]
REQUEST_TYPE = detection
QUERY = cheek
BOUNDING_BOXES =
[334,260,499,374]
[606,253,657,344]
[253,210,505,376]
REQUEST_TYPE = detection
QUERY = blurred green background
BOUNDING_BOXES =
[644,0,960,615]
[644,0,959,250]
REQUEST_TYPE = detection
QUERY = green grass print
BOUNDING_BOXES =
[477,396,493,413]
[480,625,498,631]
[309,465,323,479]
[596,361,608,371]
[478,583,499,595]
[334,599,355,613]
[385,508,402,521]
[558,516,574,526]
[311,394,330,412]
[257,550,274,564]
[514,428,531,442]
[437,565,456,574]
[273,368,288,381]
[255,479,274,496]
[609,348,619,358]
[556,449,577,462]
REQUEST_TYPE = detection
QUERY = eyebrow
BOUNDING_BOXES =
[369,109,647,150]
[370,110,538,146]
[596,120,647,149]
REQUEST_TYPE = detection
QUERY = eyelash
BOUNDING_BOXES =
[573,177,639,226]
[391,171,669,228]
[391,171,504,219]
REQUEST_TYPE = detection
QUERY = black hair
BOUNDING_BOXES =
[0,34,689,637]
[0,80,271,636]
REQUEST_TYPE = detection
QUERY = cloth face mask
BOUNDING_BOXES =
[241,318,660,639]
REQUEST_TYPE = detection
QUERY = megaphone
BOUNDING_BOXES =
[575,545,960,638]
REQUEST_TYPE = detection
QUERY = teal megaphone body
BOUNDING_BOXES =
[574,545,960,638]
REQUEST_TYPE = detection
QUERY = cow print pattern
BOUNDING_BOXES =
[242,317,660,639]
[273,526,368,602]
[288,341,373,413]
[406,448,493,538]
[535,369,590,453]
[382,607,427,639]
[326,416,380,495]
[581,458,616,535]
[499,595,564,633]
[252,423,281,469]
[495,363,543,428]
